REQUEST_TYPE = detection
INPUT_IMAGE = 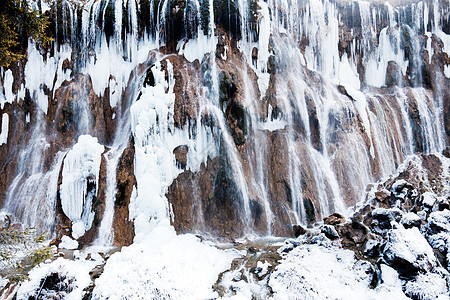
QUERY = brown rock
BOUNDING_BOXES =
[336,220,369,249]
[173,145,188,169]
[421,154,442,182]
[374,189,391,207]
[293,224,307,237]
[113,144,136,247]
[443,146,450,159]
[323,213,346,225]
[385,60,403,87]
[62,58,73,71]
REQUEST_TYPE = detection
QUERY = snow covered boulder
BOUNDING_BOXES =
[371,208,403,233]
[421,192,437,210]
[425,210,450,269]
[383,226,437,277]
[426,210,450,235]
[269,244,392,300]
[390,179,415,199]
[321,224,339,240]
[400,212,422,229]
[404,271,449,300]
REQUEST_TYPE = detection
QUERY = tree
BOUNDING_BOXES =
[0,0,51,67]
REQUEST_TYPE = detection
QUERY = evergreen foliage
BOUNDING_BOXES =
[0,0,51,66]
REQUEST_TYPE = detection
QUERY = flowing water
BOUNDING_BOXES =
[0,0,448,243]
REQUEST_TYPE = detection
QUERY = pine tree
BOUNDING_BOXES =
[0,0,51,67]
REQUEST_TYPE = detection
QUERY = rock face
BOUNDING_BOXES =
[0,0,449,247]
[113,145,136,246]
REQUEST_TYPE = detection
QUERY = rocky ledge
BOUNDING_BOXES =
[213,149,450,298]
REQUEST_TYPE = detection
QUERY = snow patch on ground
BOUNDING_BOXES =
[92,224,239,299]
[59,236,79,250]
[269,244,407,300]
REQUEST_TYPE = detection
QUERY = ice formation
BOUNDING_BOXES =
[60,135,104,238]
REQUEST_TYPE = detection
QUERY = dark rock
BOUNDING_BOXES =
[304,198,316,224]
[336,221,368,248]
[214,0,241,39]
[421,154,442,182]
[385,60,403,87]
[323,212,346,225]
[437,198,450,211]
[337,84,351,99]
[216,31,229,60]
[374,189,391,207]
[321,224,339,240]
[267,55,276,74]
[444,92,450,145]
[443,147,450,159]
[252,47,258,66]
[31,272,74,300]
[305,92,322,152]
[293,224,307,237]
[61,59,72,71]
[363,238,381,257]
[173,145,189,169]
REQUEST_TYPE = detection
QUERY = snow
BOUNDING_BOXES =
[427,210,450,233]
[92,225,239,299]
[269,244,407,300]
[405,272,449,300]
[16,257,97,300]
[0,113,9,145]
[422,192,437,208]
[445,65,450,79]
[72,221,87,239]
[60,135,104,238]
[338,55,361,90]
[256,261,271,277]
[400,212,421,228]
[384,225,437,272]
[59,235,79,250]
[379,264,402,288]
[24,42,57,113]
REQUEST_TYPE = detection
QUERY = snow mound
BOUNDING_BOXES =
[59,235,79,250]
[92,224,239,299]
[269,244,407,300]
